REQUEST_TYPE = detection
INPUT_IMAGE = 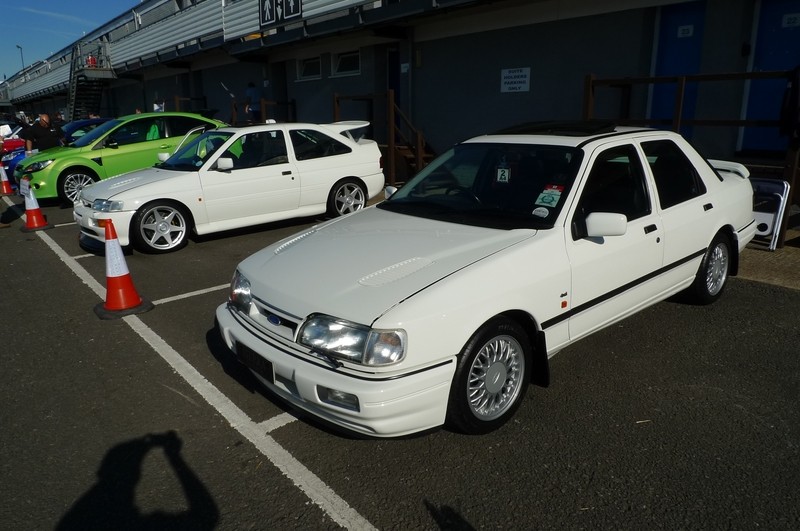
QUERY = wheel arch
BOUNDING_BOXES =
[494,309,550,388]
[58,164,100,182]
[717,224,739,276]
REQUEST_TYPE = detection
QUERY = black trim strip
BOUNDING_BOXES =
[738,219,756,233]
[226,306,453,382]
[541,248,705,330]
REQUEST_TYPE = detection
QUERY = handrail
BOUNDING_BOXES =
[584,70,798,248]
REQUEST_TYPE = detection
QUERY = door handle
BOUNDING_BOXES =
[644,224,658,234]
[703,203,713,211]
[282,170,292,176]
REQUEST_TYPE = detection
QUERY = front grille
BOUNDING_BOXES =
[245,297,301,342]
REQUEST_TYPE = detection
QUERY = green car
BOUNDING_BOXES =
[15,112,226,203]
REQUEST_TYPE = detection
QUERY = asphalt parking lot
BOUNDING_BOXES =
[1,193,799,530]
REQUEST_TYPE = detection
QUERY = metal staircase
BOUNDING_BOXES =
[66,41,116,121]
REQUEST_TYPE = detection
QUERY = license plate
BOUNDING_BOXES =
[236,343,274,384]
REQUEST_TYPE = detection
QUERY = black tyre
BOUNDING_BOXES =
[689,231,731,305]
[131,201,191,254]
[58,169,98,204]
[446,316,532,434]
[327,178,366,217]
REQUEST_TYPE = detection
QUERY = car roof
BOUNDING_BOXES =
[465,121,669,148]
[212,121,370,134]
[114,111,224,122]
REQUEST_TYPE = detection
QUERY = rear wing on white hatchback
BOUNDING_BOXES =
[708,159,750,179]
[326,120,371,142]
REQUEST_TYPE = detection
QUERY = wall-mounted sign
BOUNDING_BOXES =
[260,0,303,27]
[677,24,694,38]
[501,67,530,93]
[783,13,800,28]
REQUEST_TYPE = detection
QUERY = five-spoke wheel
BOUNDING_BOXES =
[132,201,191,254]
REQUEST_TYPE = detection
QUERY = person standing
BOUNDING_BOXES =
[21,113,63,154]
[244,82,261,122]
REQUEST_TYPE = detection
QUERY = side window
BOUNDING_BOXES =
[166,116,212,137]
[111,118,161,145]
[642,139,707,209]
[289,129,352,161]
[225,131,288,169]
[572,144,651,239]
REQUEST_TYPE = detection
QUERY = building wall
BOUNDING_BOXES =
[411,8,658,152]
[9,0,791,161]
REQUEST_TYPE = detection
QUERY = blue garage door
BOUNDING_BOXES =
[650,1,705,137]
[741,0,800,153]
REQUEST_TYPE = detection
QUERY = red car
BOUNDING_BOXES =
[0,125,26,155]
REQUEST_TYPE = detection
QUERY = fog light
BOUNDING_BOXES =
[97,218,110,228]
[318,386,360,411]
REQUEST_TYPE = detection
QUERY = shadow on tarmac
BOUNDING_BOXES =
[55,431,218,531]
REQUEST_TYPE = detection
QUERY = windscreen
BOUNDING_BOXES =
[378,142,583,229]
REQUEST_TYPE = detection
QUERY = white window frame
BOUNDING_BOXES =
[331,50,361,77]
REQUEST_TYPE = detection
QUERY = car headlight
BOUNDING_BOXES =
[298,314,406,366]
[92,199,124,212]
[24,159,54,172]
[228,270,252,313]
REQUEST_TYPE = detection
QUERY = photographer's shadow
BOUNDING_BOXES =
[57,431,218,531]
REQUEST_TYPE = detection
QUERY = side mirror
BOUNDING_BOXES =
[585,212,627,237]
[384,186,398,199]
[217,157,234,171]
[157,152,170,162]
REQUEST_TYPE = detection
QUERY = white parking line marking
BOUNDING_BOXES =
[153,284,229,306]
[257,412,298,433]
[32,229,376,530]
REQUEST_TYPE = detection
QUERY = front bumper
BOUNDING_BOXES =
[73,204,136,246]
[215,303,455,437]
[13,171,57,199]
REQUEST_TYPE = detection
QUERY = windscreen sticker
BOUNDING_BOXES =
[532,207,549,218]
[496,166,510,183]
[534,184,564,207]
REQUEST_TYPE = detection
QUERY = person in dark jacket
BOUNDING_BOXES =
[21,113,63,153]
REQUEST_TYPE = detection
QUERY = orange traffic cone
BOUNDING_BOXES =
[20,180,53,232]
[94,219,154,319]
[0,166,14,196]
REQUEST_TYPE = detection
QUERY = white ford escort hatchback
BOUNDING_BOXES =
[215,122,756,437]
[74,121,384,253]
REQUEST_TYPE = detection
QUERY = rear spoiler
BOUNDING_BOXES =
[327,120,370,142]
[708,159,750,179]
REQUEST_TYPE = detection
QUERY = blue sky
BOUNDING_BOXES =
[2,1,142,80]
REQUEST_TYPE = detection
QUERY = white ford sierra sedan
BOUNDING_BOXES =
[74,121,384,253]
[215,123,756,437]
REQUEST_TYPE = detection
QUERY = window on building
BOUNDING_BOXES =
[297,57,322,81]
[332,51,360,77]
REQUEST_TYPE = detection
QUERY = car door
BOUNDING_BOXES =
[199,129,300,226]
[97,116,169,178]
[640,138,716,285]
[566,143,665,341]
